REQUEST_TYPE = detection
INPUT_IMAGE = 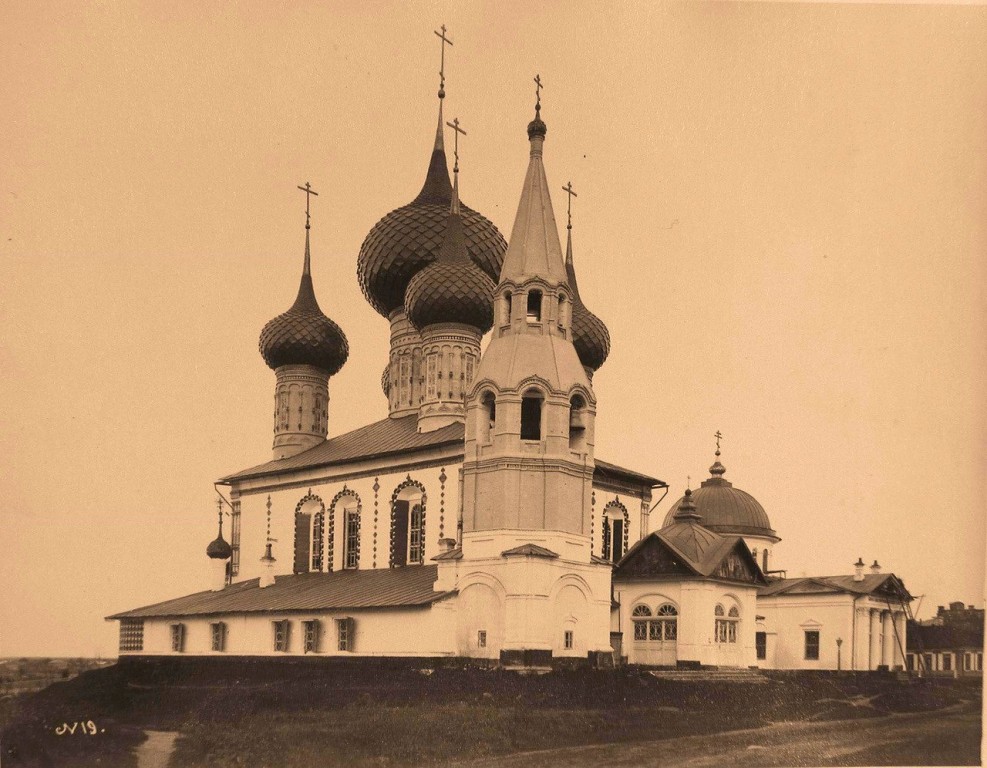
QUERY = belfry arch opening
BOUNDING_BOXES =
[520,389,544,441]
[526,290,543,322]
[479,391,497,443]
[569,393,587,451]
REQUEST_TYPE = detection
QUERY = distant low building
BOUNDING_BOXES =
[907,602,984,677]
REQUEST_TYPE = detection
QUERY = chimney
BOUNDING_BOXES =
[259,543,277,588]
[853,557,866,582]
[870,559,881,575]
[438,537,457,554]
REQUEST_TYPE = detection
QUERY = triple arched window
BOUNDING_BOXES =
[632,603,678,642]
[715,604,740,643]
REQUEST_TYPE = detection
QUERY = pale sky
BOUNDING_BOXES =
[2,2,985,657]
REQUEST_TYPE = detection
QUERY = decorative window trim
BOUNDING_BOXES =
[303,619,322,654]
[294,493,326,573]
[273,620,291,653]
[337,617,355,652]
[119,619,144,652]
[601,500,630,563]
[210,621,227,652]
[389,478,427,567]
[330,487,362,571]
[804,629,821,660]
[170,623,186,653]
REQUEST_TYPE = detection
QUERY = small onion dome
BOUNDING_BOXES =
[662,457,777,540]
[357,105,506,318]
[565,230,611,371]
[527,103,547,140]
[259,249,348,374]
[381,363,390,396]
[404,195,497,332]
[206,533,232,560]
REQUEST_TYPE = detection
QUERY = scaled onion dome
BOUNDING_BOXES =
[206,510,232,560]
[357,102,507,318]
[565,228,611,372]
[404,173,497,332]
[259,231,349,374]
[662,455,778,540]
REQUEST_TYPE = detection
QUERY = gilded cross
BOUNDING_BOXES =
[562,181,577,230]
[534,74,543,110]
[434,24,453,92]
[297,182,319,229]
[446,116,466,172]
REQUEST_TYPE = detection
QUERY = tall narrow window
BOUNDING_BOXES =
[426,355,437,399]
[526,289,542,322]
[804,630,820,660]
[210,622,227,652]
[564,630,574,650]
[310,511,323,571]
[503,290,513,325]
[557,295,568,332]
[569,394,586,451]
[344,507,360,569]
[477,630,487,648]
[230,500,241,577]
[479,391,497,443]
[602,502,628,563]
[755,631,767,660]
[520,390,542,441]
[273,620,291,653]
[170,623,186,653]
[337,617,355,651]
[303,620,322,653]
[409,504,424,564]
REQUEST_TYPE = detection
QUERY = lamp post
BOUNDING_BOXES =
[836,637,843,672]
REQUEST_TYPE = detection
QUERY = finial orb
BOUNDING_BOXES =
[438,87,445,99]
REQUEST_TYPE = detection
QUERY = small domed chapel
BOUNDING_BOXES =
[110,37,913,672]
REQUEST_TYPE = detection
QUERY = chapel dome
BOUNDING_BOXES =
[356,114,507,318]
[661,458,777,540]
[259,266,349,374]
[565,231,611,372]
[206,534,232,560]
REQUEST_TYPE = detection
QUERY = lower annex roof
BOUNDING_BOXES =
[218,414,664,488]
[107,565,452,620]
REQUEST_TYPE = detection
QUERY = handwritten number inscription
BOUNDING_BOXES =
[54,721,104,735]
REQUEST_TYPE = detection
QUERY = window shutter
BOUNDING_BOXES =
[294,512,312,573]
[392,501,409,566]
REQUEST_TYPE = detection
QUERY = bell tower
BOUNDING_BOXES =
[443,81,612,666]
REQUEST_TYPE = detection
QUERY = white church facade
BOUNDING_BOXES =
[109,40,913,672]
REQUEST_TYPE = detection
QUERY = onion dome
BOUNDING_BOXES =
[259,225,349,374]
[206,506,232,560]
[662,453,778,540]
[565,220,611,372]
[405,168,497,332]
[357,100,507,318]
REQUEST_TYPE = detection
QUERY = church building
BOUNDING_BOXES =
[108,34,912,672]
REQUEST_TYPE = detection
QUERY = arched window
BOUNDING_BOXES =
[602,501,629,563]
[569,394,586,451]
[343,504,360,569]
[557,295,568,333]
[294,494,325,573]
[503,290,513,325]
[479,391,497,443]
[715,603,740,643]
[391,481,426,567]
[526,289,542,322]
[520,389,543,441]
[633,603,677,642]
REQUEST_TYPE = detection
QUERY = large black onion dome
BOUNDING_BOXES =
[405,211,497,332]
[259,242,349,374]
[357,113,506,318]
[565,233,611,371]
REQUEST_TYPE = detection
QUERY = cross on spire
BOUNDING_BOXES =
[562,181,577,230]
[445,117,466,172]
[434,24,453,97]
[714,430,723,456]
[297,182,319,230]
[534,74,543,112]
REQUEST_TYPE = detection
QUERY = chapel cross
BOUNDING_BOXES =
[446,117,466,172]
[714,430,723,454]
[434,24,453,92]
[534,74,543,110]
[562,181,577,230]
[297,182,319,229]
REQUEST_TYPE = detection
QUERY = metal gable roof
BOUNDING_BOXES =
[758,572,911,599]
[107,565,452,620]
[217,415,664,488]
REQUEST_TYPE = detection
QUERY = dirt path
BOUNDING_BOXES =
[134,730,179,768]
[449,701,982,768]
